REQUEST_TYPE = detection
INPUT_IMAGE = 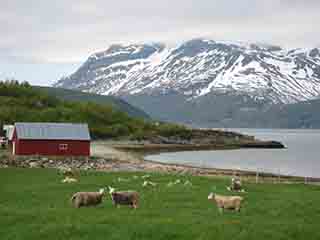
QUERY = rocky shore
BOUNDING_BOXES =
[1,141,317,184]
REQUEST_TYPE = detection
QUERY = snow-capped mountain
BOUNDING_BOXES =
[55,39,320,104]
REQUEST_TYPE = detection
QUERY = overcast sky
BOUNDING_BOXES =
[1,0,319,85]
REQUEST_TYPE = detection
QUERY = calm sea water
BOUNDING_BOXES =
[145,129,320,178]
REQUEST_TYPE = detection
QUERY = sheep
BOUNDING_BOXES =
[167,181,175,187]
[142,180,157,187]
[167,179,182,187]
[61,176,78,183]
[141,174,151,179]
[208,193,244,212]
[183,180,193,187]
[71,188,105,208]
[227,177,245,192]
[117,177,130,182]
[58,167,79,178]
[108,186,139,209]
[174,179,181,184]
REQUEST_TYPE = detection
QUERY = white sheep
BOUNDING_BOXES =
[108,186,139,209]
[61,176,78,183]
[58,166,79,178]
[167,179,182,187]
[167,182,174,187]
[71,188,105,208]
[208,193,244,212]
[142,180,157,187]
[227,177,245,192]
[117,177,130,182]
[141,174,151,179]
[174,179,181,184]
[183,180,193,187]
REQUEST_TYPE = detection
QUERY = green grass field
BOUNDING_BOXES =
[1,168,319,240]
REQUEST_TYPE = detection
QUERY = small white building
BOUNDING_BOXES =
[3,125,14,140]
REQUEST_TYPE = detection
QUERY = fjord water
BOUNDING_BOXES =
[145,129,320,178]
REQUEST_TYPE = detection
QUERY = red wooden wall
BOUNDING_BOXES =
[13,138,90,156]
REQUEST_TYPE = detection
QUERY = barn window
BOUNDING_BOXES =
[59,144,68,150]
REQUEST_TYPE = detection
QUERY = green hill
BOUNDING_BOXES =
[0,80,189,139]
[37,86,149,119]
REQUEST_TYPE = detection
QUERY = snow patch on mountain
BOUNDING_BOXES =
[55,39,320,104]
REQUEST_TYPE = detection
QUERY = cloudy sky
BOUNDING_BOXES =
[1,0,319,85]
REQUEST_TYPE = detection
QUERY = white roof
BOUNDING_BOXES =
[14,123,90,140]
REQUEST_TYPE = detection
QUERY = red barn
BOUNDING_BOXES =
[11,123,90,156]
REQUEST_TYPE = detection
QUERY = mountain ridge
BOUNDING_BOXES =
[55,38,320,104]
[54,38,320,128]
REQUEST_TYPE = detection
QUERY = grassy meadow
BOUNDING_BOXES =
[0,168,320,240]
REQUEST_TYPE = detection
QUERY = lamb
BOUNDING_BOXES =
[167,179,181,187]
[71,188,105,208]
[117,177,130,182]
[61,176,78,183]
[141,174,151,179]
[108,186,139,209]
[58,167,79,178]
[142,180,157,187]
[208,193,244,212]
[183,180,193,187]
[227,177,245,192]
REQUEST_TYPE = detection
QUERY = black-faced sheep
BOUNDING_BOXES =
[108,187,139,209]
[208,193,244,212]
[71,188,105,208]
[227,177,245,192]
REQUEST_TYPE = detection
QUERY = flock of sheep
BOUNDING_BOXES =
[59,167,245,212]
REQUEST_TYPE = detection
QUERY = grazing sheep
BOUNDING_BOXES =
[108,186,139,209]
[61,176,78,183]
[227,177,245,192]
[141,174,151,179]
[174,179,181,184]
[71,188,105,208]
[167,179,181,187]
[167,182,174,187]
[117,177,130,182]
[208,193,244,212]
[142,180,157,187]
[183,180,193,187]
[58,167,79,178]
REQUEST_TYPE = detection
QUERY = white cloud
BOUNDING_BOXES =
[1,0,319,84]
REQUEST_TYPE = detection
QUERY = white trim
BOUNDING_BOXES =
[13,141,16,155]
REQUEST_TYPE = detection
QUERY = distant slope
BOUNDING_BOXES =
[1,81,209,140]
[0,81,160,139]
[273,98,320,128]
[37,86,149,119]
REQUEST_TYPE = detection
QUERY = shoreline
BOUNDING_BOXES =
[143,158,320,183]
[104,142,319,183]
[1,141,318,183]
